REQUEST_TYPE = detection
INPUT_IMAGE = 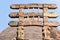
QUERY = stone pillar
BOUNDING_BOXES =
[43,8,51,40]
[17,7,24,40]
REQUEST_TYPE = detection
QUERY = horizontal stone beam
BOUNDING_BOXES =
[8,21,18,27]
[10,4,57,9]
[9,12,58,18]
[8,21,60,27]
[9,12,19,18]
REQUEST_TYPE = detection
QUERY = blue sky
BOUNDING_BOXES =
[0,0,60,32]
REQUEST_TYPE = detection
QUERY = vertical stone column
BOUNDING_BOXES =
[27,7,29,19]
[38,7,40,21]
[17,7,24,40]
[38,7,40,13]
[43,8,51,40]
[28,7,30,13]
[33,7,34,12]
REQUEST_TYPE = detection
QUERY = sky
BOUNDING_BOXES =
[0,0,60,32]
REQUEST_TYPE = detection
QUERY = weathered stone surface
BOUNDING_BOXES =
[10,4,57,9]
[50,27,60,40]
[24,26,42,40]
[0,27,17,40]
[9,12,58,18]
[0,27,60,40]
